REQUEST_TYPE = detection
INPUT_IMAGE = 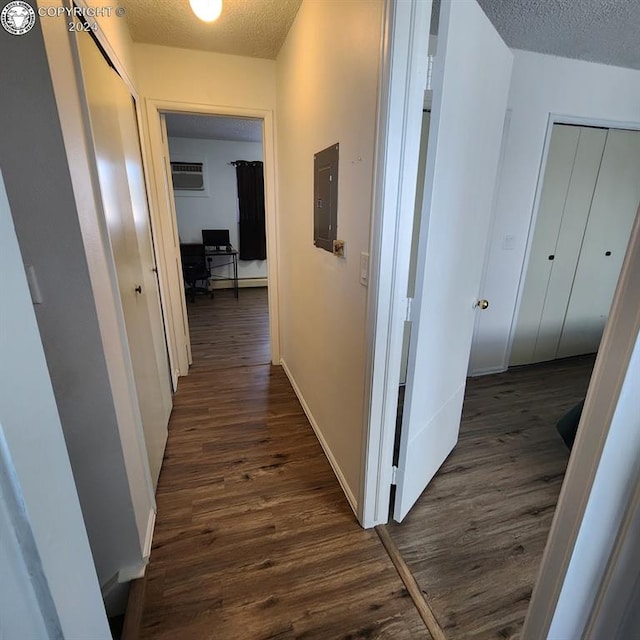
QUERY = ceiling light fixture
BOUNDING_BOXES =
[189,0,223,23]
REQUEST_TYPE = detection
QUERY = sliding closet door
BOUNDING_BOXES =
[78,31,171,488]
[511,125,606,365]
[557,129,640,358]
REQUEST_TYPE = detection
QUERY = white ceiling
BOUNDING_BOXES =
[165,113,263,142]
[443,0,639,70]
[120,0,302,60]
[121,0,640,70]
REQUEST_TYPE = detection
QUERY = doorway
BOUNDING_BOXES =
[386,109,640,640]
[143,100,280,387]
[163,113,271,369]
[365,2,640,637]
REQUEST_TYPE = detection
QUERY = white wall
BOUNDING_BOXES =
[133,43,280,368]
[169,136,267,279]
[0,169,110,638]
[276,0,383,508]
[133,44,276,108]
[470,50,640,374]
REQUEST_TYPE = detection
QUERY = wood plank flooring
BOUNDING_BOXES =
[132,288,430,640]
[187,287,271,370]
[387,355,595,640]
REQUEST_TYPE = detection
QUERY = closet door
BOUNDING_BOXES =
[557,129,640,358]
[511,125,607,365]
[78,31,172,489]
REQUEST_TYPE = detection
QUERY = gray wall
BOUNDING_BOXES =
[0,169,110,638]
[0,18,141,587]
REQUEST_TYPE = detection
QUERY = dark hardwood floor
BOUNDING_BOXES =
[131,288,429,640]
[387,355,595,640]
[187,287,271,370]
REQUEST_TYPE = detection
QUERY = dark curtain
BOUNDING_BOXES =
[234,160,267,261]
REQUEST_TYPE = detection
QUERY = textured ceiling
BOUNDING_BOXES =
[120,0,302,59]
[476,0,640,70]
[165,113,263,142]
[122,0,640,70]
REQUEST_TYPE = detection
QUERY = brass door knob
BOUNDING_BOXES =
[477,299,489,310]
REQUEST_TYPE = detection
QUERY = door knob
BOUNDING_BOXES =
[134,285,143,294]
[476,299,489,310]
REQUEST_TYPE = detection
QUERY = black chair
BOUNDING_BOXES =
[180,243,211,302]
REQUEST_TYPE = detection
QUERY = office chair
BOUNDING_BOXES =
[180,243,212,302]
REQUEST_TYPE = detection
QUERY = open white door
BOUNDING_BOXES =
[394,0,513,521]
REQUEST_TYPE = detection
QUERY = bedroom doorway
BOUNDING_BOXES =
[385,118,639,639]
[163,113,271,370]
[142,100,280,385]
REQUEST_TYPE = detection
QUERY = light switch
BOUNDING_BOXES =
[502,234,516,250]
[360,252,369,286]
[25,264,43,304]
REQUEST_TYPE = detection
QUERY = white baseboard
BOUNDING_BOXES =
[468,364,508,377]
[280,358,358,517]
[143,507,156,560]
[209,277,267,290]
[117,560,148,583]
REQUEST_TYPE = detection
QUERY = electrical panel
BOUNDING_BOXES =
[313,143,339,252]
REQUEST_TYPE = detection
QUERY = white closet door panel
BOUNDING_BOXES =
[557,129,640,358]
[78,31,169,489]
[118,97,173,426]
[510,125,579,365]
[533,127,608,362]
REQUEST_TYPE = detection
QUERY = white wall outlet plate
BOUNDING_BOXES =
[360,252,369,286]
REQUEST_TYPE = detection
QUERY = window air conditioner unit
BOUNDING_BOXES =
[170,162,204,191]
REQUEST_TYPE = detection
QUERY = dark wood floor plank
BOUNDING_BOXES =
[131,288,430,640]
[387,355,595,640]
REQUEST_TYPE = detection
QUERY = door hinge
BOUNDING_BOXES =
[391,465,398,485]
[405,297,413,322]
[426,54,435,91]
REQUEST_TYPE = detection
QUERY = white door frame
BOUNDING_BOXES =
[359,0,432,528]
[361,0,640,635]
[504,114,640,369]
[142,99,281,379]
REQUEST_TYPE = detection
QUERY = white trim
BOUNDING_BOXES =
[72,0,137,98]
[145,110,192,378]
[523,207,640,638]
[585,474,640,637]
[280,359,358,516]
[504,114,640,369]
[469,108,512,376]
[143,507,156,560]
[142,99,281,369]
[0,424,64,637]
[468,365,508,378]
[208,277,268,290]
[360,0,432,528]
[117,561,148,583]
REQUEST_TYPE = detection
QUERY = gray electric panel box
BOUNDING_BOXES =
[314,143,339,252]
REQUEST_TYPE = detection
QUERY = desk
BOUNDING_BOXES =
[205,248,238,298]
